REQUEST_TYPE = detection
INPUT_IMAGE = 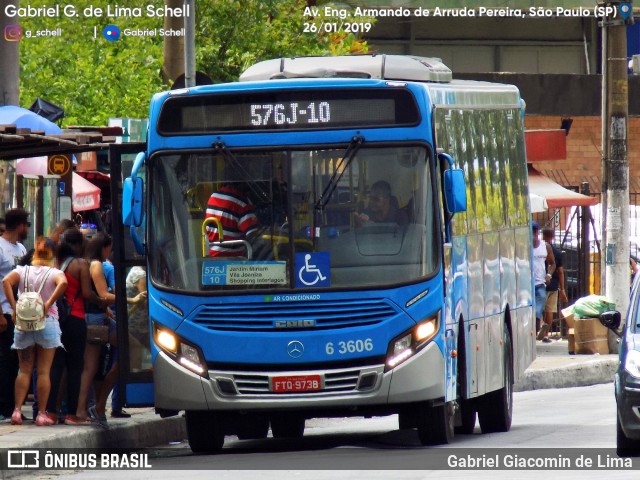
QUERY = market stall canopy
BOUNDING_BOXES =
[529,192,548,213]
[528,165,598,208]
[16,157,101,212]
[0,106,62,134]
[72,172,100,212]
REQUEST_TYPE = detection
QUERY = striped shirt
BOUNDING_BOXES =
[205,185,258,257]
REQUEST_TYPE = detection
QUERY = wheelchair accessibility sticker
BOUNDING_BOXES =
[295,253,330,288]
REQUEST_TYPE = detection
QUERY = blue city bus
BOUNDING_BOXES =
[113,54,536,452]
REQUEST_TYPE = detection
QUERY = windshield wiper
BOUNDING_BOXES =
[212,141,267,201]
[314,135,365,212]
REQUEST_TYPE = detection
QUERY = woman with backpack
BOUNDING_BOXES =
[1,237,67,426]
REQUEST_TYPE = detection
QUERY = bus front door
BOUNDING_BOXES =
[109,143,154,407]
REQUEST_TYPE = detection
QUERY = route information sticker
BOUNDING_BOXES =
[202,261,287,286]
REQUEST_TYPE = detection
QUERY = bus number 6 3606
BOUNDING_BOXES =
[325,338,373,355]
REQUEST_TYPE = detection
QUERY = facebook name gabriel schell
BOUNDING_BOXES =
[101,25,184,40]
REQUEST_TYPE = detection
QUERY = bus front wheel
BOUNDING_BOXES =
[416,401,455,446]
[185,410,225,453]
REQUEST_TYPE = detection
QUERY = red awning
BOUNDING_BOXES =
[72,172,100,212]
[528,165,598,208]
[525,129,567,162]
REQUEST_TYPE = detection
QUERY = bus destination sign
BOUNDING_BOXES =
[158,88,420,134]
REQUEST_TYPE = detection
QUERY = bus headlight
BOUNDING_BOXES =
[154,323,208,378]
[385,313,440,371]
[157,329,177,353]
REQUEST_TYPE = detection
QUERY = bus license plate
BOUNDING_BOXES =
[271,375,322,393]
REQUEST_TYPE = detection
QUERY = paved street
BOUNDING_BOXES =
[18,382,636,480]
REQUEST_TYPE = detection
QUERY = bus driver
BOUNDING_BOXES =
[354,180,409,227]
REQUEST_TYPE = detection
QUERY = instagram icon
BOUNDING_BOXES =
[4,24,22,42]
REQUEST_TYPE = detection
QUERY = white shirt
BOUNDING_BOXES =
[533,240,548,286]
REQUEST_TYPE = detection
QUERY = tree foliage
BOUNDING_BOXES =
[196,0,373,84]
[19,0,167,125]
[18,0,374,125]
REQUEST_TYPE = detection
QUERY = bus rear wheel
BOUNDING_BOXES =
[185,410,225,453]
[270,413,305,438]
[477,325,513,433]
[416,401,455,446]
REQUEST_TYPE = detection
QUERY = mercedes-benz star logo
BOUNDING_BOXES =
[287,340,304,358]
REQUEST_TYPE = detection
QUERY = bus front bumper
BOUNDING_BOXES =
[154,342,446,412]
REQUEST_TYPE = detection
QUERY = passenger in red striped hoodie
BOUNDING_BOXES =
[205,183,259,257]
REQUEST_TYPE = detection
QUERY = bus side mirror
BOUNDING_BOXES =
[444,169,467,214]
[123,177,144,227]
[123,152,145,227]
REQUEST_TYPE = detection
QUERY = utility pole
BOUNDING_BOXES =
[601,1,631,353]
[184,0,196,88]
[0,0,20,105]
[162,0,186,84]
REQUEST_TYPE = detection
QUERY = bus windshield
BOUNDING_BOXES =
[148,145,438,292]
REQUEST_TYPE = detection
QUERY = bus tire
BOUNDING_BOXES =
[236,414,270,440]
[416,401,454,446]
[185,410,225,453]
[270,413,305,438]
[477,325,513,434]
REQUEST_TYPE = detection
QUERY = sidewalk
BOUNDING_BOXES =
[0,339,619,452]
[514,335,619,392]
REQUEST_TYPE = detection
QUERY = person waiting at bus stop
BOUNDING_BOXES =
[532,221,555,336]
[2,237,67,426]
[354,180,409,227]
[75,233,117,428]
[538,228,568,342]
[205,182,259,257]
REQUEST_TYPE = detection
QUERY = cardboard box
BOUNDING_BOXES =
[567,328,575,354]
[574,317,609,354]
[561,306,575,329]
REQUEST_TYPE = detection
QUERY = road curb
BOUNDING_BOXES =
[514,358,619,392]
[12,415,186,450]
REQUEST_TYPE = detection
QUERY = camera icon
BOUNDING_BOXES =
[4,24,23,42]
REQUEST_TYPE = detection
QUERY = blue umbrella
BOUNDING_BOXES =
[0,105,62,134]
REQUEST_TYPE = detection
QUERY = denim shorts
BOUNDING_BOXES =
[85,312,116,337]
[534,283,547,320]
[12,317,63,350]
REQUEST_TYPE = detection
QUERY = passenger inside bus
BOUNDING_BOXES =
[205,182,259,257]
[354,180,409,227]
